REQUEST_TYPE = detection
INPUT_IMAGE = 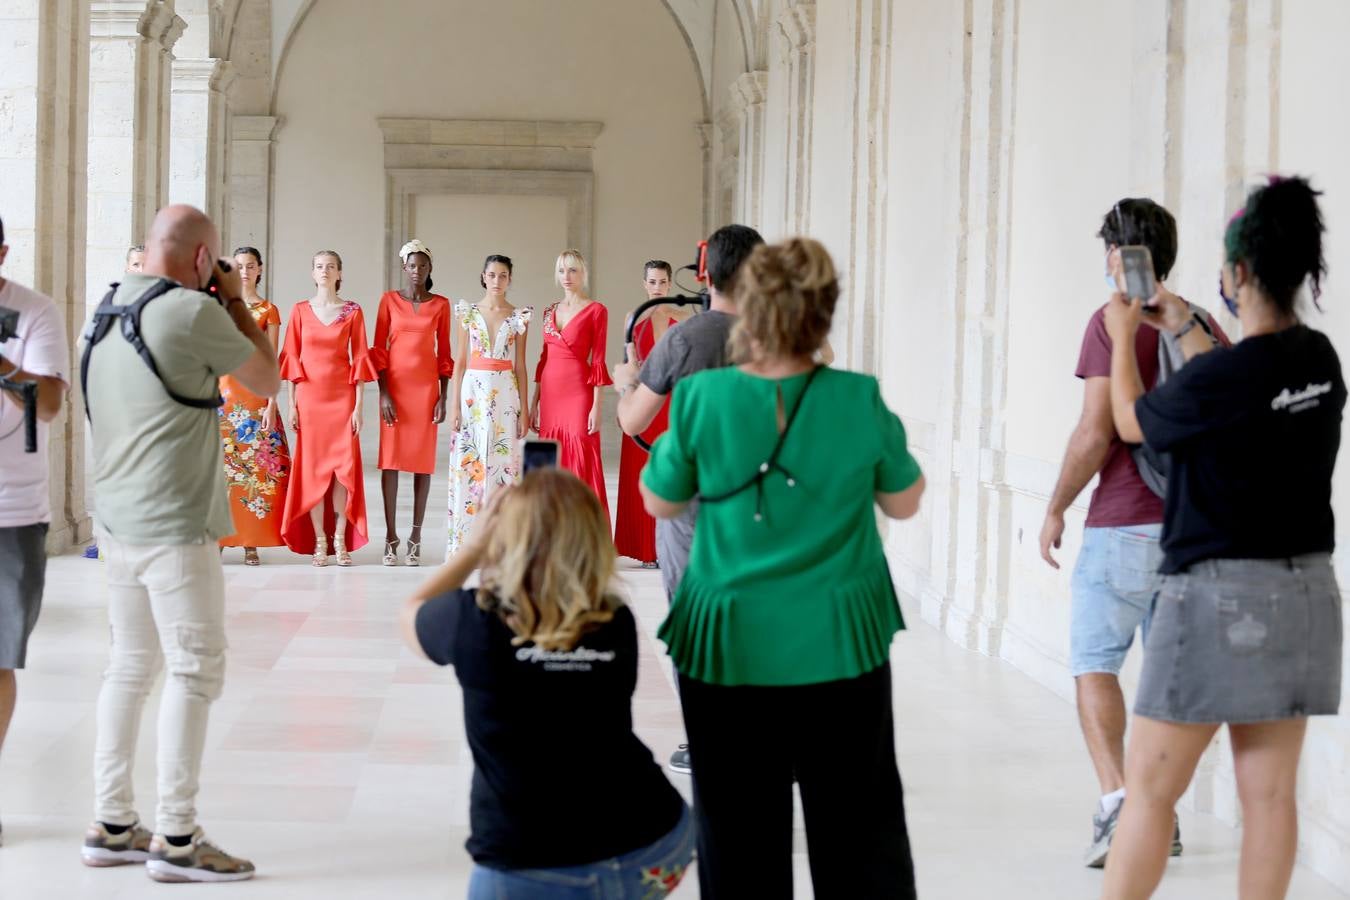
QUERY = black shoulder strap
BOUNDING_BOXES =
[700,366,821,520]
[81,278,222,423]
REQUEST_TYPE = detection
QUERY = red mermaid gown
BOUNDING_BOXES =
[279,300,379,554]
[614,314,676,563]
[534,302,611,519]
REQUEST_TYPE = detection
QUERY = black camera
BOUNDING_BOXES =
[0,304,39,453]
[0,305,17,342]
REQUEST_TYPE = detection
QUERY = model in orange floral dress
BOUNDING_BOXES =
[279,250,378,566]
[614,260,693,565]
[373,240,453,567]
[218,246,290,565]
[528,249,612,520]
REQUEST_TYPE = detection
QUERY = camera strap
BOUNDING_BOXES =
[80,279,224,423]
[700,365,821,522]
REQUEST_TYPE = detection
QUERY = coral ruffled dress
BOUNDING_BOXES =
[371,291,453,474]
[534,302,611,517]
[218,300,291,548]
[279,300,379,554]
[614,314,676,563]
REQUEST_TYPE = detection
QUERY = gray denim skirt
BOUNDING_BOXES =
[1135,554,1343,724]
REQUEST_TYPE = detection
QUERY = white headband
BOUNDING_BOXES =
[400,239,432,263]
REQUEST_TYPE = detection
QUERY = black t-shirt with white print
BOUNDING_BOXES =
[415,589,684,869]
[1135,325,1346,574]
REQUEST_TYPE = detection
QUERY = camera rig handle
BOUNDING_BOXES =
[0,378,39,453]
[622,292,707,452]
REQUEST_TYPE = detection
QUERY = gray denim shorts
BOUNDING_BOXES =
[0,523,48,669]
[1135,554,1343,723]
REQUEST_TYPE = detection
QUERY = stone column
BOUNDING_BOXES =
[715,100,743,227]
[0,0,92,550]
[696,122,715,235]
[778,2,816,235]
[170,57,235,229]
[87,0,185,312]
[925,0,1019,655]
[732,71,768,228]
[228,115,282,296]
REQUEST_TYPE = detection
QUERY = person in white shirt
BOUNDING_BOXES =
[0,213,71,847]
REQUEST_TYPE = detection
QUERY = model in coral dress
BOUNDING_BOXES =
[372,241,453,567]
[614,313,682,564]
[279,253,378,566]
[218,300,291,556]
[530,299,611,515]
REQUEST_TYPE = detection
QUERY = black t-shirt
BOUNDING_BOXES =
[415,590,684,869]
[1135,325,1345,574]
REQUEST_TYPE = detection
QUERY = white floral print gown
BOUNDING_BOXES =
[449,302,532,553]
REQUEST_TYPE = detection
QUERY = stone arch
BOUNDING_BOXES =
[271,0,716,117]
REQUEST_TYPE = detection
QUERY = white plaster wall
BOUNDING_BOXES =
[269,0,705,370]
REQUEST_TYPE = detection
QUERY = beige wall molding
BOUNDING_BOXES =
[377,118,602,293]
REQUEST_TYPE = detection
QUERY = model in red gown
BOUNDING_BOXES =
[531,300,611,517]
[279,263,378,565]
[614,312,682,564]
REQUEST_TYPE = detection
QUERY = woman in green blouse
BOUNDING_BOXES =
[641,237,926,899]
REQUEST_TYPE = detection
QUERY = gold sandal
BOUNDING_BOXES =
[312,535,329,567]
[244,547,261,567]
[334,533,353,567]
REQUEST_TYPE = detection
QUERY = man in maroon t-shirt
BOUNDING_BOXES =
[1039,198,1226,869]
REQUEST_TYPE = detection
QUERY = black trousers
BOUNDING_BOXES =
[679,663,917,900]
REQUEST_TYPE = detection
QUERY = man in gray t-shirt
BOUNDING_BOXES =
[81,205,278,881]
[614,225,764,598]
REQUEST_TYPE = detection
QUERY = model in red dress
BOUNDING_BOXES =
[614,261,694,565]
[279,251,378,566]
[528,250,612,519]
[373,241,452,568]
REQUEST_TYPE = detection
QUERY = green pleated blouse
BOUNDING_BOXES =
[642,366,922,687]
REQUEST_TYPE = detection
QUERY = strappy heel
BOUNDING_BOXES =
[405,522,423,567]
[243,548,260,567]
[334,533,353,567]
[312,535,329,567]
[383,539,400,567]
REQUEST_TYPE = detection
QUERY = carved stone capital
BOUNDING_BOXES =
[778,2,817,54]
[732,70,768,110]
[232,115,283,143]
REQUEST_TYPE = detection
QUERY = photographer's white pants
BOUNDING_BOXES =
[93,534,227,836]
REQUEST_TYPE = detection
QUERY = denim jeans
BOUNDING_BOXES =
[1069,524,1164,676]
[467,804,694,900]
[94,533,228,836]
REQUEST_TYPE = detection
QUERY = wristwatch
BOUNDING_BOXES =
[1173,312,1202,338]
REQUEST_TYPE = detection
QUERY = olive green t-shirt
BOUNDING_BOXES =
[87,275,255,544]
[642,366,922,687]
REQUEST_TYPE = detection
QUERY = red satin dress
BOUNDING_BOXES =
[534,302,611,517]
[614,314,676,563]
[371,291,453,474]
[279,300,379,554]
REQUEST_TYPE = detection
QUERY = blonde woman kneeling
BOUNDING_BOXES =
[401,469,693,899]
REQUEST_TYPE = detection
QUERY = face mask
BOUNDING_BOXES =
[1217,271,1239,317]
[1105,273,1120,292]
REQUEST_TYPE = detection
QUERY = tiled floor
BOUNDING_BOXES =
[1,419,1344,898]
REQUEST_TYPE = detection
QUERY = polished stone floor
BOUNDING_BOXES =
[1,419,1344,898]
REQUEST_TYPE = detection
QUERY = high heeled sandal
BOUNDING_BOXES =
[383,539,400,567]
[334,533,353,567]
[312,535,329,567]
[244,547,261,567]
[405,522,423,567]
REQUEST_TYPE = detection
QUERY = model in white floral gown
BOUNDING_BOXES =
[448,255,532,553]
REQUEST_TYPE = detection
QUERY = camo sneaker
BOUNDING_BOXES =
[82,820,154,867]
[145,828,255,883]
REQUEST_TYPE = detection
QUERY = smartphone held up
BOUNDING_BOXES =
[1117,245,1159,312]
[521,439,559,474]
